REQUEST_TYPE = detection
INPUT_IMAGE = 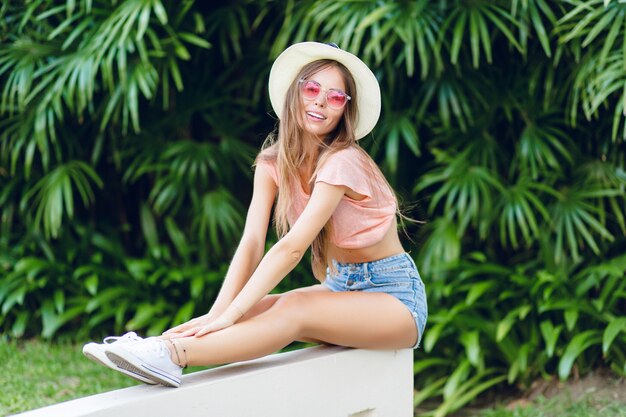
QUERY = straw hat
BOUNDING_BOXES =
[268,42,381,140]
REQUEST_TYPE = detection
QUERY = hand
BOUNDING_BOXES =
[192,315,236,337]
[163,304,244,338]
[191,304,244,337]
[162,313,214,338]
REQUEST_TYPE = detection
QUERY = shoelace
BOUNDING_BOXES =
[103,332,142,344]
[128,338,168,358]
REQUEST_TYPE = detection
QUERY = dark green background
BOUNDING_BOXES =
[1,1,625,415]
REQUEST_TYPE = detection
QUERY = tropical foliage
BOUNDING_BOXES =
[1,1,625,415]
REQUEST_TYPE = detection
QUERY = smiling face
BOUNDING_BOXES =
[300,66,348,138]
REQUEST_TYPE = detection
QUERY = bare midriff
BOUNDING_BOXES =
[327,217,405,264]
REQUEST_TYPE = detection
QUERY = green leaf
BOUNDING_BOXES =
[496,306,529,342]
[178,32,211,49]
[11,311,29,338]
[413,357,450,374]
[564,309,579,332]
[423,321,446,353]
[54,289,65,314]
[126,302,162,330]
[85,274,99,296]
[540,320,562,358]
[443,359,471,400]
[465,281,493,306]
[603,317,626,355]
[140,203,160,259]
[460,331,481,366]
[172,301,195,327]
[152,0,168,25]
[558,330,602,380]
[414,376,447,407]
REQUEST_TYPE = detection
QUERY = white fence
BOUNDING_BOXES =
[13,346,413,417]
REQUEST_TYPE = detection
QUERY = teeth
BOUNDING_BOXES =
[307,111,326,120]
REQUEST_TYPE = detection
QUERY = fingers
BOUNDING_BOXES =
[163,320,193,334]
[164,314,232,339]
[163,325,185,335]
[194,323,221,337]
[170,329,197,339]
[163,315,208,335]
[194,326,212,338]
[194,319,233,337]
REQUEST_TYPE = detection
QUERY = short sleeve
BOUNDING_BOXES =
[256,158,278,185]
[315,148,373,198]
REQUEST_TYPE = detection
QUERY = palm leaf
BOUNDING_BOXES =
[21,160,103,238]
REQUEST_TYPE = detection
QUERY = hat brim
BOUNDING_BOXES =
[268,42,381,140]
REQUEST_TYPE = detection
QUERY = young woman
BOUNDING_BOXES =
[83,42,428,388]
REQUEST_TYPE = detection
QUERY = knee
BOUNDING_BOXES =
[270,292,309,329]
[244,294,279,318]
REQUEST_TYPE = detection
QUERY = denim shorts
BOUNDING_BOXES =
[323,253,428,349]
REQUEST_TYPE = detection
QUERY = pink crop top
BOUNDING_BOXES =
[258,147,397,249]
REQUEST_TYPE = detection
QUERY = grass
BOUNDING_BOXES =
[478,396,626,417]
[467,370,626,417]
[0,337,209,416]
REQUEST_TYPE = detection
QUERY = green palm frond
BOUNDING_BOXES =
[204,2,253,63]
[548,186,617,262]
[269,0,318,57]
[415,149,505,238]
[370,104,421,176]
[557,0,626,65]
[21,160,103,239]
[516,113,574,179]
[576,159,626,233]
[195,188,245,256]
[0,0,211,176]
[356,0,444,78]
[272,0,444,78]
[417,217,462,278]
[570,51,626,140]
[441,1,523,68]
[418,71,488,132]
[511,0,559,57]
[557,1,626,140]
[497,177,551,249]
[0,109,60,178]
[149,140,226,214]
[433,123,502,172]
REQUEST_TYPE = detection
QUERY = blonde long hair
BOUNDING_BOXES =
[257,59,398,279]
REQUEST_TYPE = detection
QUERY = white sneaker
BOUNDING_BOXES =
[82,332,157,385]
[105,338,183,388]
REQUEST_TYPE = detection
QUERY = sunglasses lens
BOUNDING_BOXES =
[300,80,348,109]
[327,91,347,108]
[302,81,321,99]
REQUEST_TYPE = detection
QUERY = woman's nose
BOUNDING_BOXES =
[314,94,326,107]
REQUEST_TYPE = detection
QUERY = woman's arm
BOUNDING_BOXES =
[164,163,276,336]
[192,181,347,336]
[207,164,277,315]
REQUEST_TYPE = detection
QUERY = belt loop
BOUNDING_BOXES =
[363,262,369,279]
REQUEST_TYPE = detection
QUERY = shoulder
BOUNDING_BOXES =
[315,146,379,197]
[319,146,370,172]
[256,145,277,164]
[255,148,278,184]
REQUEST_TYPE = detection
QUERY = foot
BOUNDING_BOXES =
[82,332,156,385]
[105,338,183,387]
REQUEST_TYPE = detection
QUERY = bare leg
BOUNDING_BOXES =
[237,284,328,323]
[173,290,417,367]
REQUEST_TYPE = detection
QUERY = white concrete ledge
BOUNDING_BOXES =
[14,346,413,417]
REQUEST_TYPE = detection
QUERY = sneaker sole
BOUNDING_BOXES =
[105,350,181,388]
[83,346,156,385]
